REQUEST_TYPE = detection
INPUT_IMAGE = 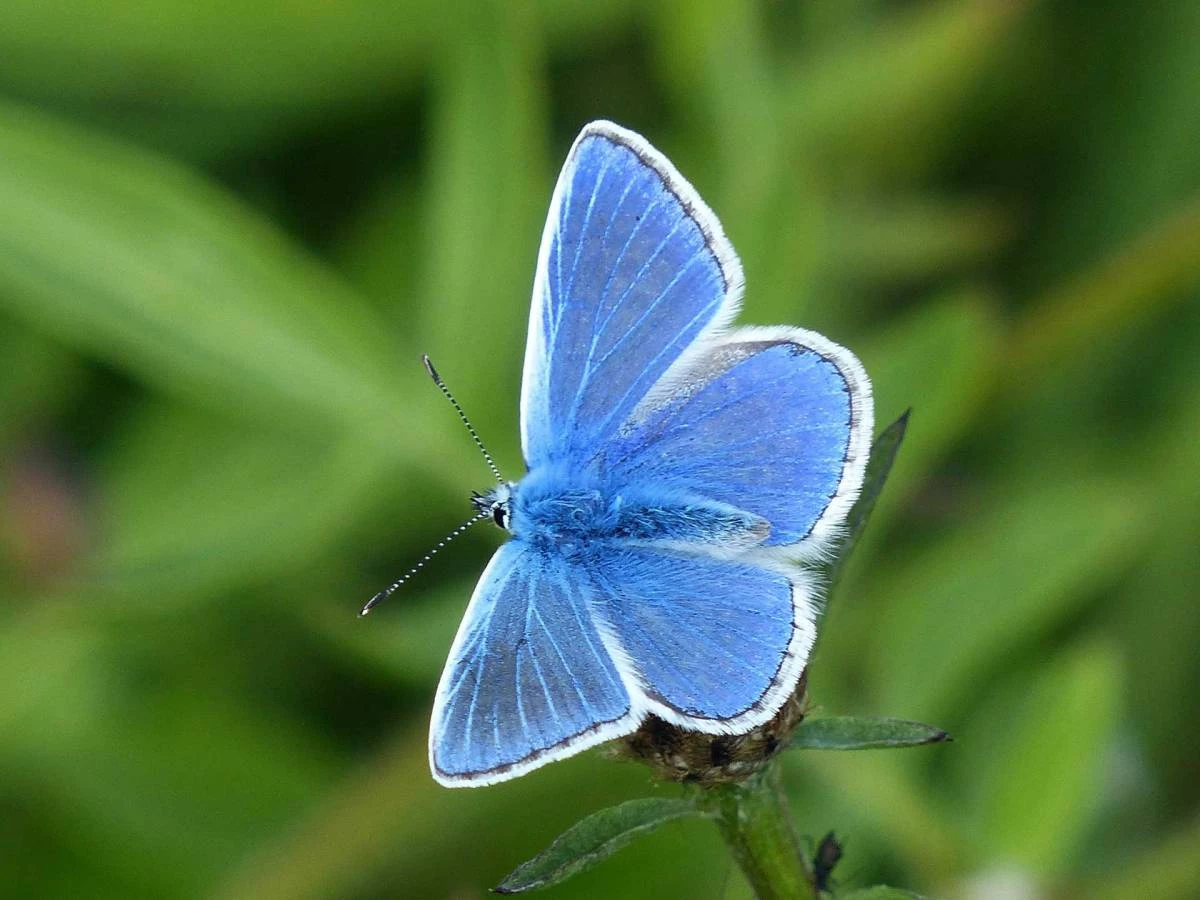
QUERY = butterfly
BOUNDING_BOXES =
[425,120,872,787]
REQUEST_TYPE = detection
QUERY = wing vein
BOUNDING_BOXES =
[592,195,666,340]
[590,285,719,443]
[563,156,613,318]
[530,600,594,720]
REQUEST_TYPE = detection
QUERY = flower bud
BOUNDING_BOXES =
[612,670,808,783]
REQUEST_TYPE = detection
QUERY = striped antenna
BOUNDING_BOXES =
[423,354,504,484]
[359,356,504,617]
[360,511,488,617]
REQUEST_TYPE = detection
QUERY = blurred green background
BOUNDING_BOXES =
[1,1,1198,897]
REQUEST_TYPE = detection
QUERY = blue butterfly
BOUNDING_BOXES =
[427,121,872,787]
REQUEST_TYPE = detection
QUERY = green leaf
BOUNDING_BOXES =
[1009,200,1200,379]
[814,293,1000,686]
[841,887,926,900]
[0,0,637,118]
[415,0,548,462]
[494,798,702,894]
[0,98,425,446]
[0,2,442,111]
[822,410,910,594]
[647,0,803,324]
[869,478,1145,719]
[857,290,1000,509]
[789,716,949,752]
[85,405,398,607]
[824,195,1014,287]
[1081,814,1200,900]
[976,640,1122,876]
[785,0,1028,176]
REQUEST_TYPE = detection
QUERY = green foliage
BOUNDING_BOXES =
[2,1,1199,898]
[495,798,702,893]
[0,99,409,439]
[820,410,908,593]
[496,405,913,897]
[974,639,1121,876]
[788,717,949,752]
[841,888,925,900]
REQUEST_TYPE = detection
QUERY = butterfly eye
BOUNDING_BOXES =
[491,502,509,529]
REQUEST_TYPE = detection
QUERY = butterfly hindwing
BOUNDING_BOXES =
[521,121,743,470]
[588,546,812,732]
[433,539,813,784]
[602,327,873,552]
[430,542,633,786]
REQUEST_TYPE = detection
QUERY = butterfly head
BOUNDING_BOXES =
[471,483,514,531]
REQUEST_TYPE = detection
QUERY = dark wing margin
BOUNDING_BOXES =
[587,544,815,732]
[602,325,873,552]
[430,542,635,787]
[520,120,744,470]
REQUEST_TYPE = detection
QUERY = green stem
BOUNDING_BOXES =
[700,765,816,899]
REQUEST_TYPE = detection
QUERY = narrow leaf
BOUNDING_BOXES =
[1008,199,1200,380]
[870,479,1144,718]
[977,640,1122,876]
[842,887,926,900]
[785,0,1028,172]
[648,0,791,322]
[416,0,547,463]
[0,1,442,112]
[494,798,701,894]
[0,98,416,441]
[789,716,949,752]
[87,405,396,607]
[822,410,910,593]
[857,291,1000,510]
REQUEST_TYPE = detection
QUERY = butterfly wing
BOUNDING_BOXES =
[600,327,873,553]
[435,123,874,784]
[582,330,871,732]
[520,120,743,470]
[587,545,812,732]
[434,539,812,784]
[430,541,634,786]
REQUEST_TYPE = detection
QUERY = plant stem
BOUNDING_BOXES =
[701,765,817,899]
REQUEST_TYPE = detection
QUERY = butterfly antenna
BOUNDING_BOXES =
[359,510,489,617]
[423,354,504,484]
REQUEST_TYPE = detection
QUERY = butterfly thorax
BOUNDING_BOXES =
[477,465,772,559]
[478,468,615,555]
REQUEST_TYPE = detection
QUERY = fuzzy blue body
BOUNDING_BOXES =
[429,121,872,787]
[503,469,767,556]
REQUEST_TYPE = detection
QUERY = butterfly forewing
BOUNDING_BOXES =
[521,122,743,470]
